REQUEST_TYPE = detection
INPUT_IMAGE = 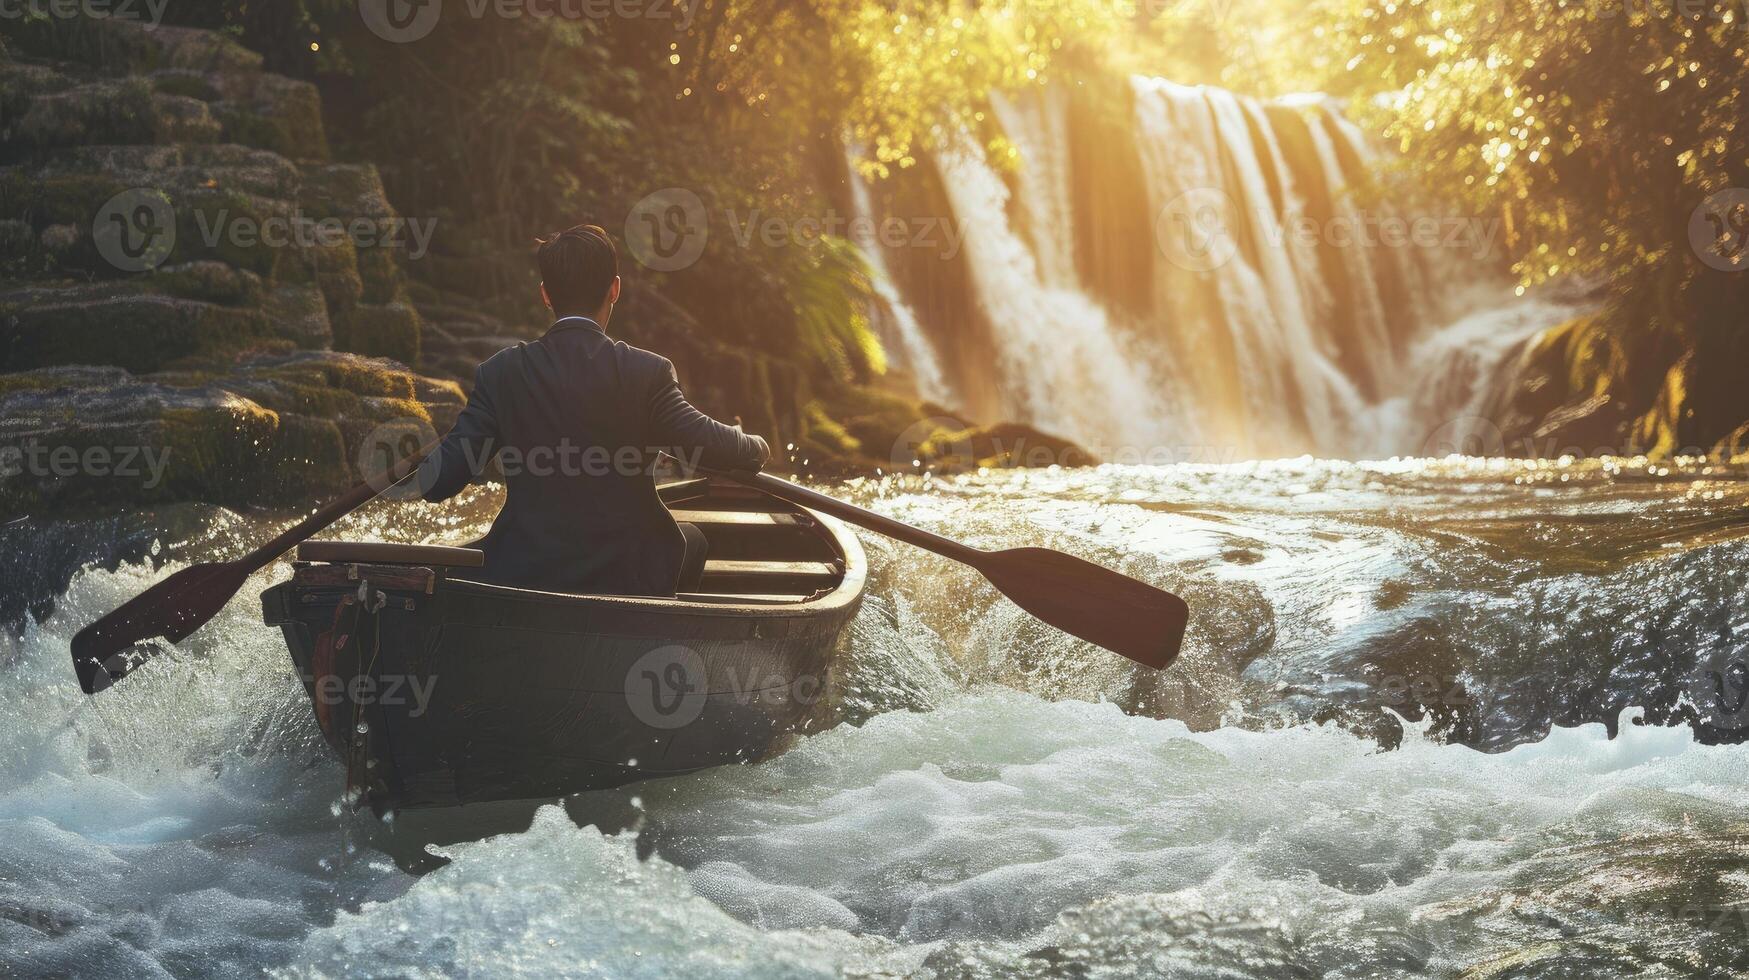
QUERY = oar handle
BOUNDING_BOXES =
[705,468,986,566]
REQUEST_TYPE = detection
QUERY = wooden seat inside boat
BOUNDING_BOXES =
[292,476,848,604]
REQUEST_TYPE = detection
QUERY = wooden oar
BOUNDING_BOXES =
[709,469,1189,670]
[69,442,436,694]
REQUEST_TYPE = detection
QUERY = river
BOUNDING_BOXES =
[3,457,1748,978]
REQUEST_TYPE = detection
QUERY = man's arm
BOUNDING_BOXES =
[419,363,499,502]
[648,357,771,471]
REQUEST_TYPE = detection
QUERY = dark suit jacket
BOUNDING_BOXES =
[418,316,769,596]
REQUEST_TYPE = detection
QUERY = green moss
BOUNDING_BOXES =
[0,171,133,228]
[173,188,285,277]
[264,413,351,498]
[153,72,220,102]
[333,302,420,366]
[802,401,861,455]
[213,91,329,162]
[305,235,364,313]
[354,245,404,304]
[157,400,281,505]
[0,372,71,396]
[12,78,159,148]
[149,261,266,306]
[0,296,266,373]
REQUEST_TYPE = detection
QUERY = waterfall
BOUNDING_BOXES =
[932,129,1185,453]
[852,78,1578,459]
[845,156,953,405]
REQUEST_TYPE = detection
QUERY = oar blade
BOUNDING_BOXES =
[70,561,249,694]
[979,548,1188,670]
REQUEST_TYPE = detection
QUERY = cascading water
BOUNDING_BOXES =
[851,78,1576,459]
[845,153,954,406]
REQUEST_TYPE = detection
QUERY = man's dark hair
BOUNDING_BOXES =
[536,224,618,315]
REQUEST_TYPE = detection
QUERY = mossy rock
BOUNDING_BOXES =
[333,301,420,366]
[354,244,405,305]
[300,164,394,220]
[212,101,322,163]
[0,353,466,511]
[0,61,73,126]
[10,79,220,148]
[207,72,329,162]
[0,218,36,267]
[0,169,135,228]
[151,70,221,103]
[802,401,861,456]
[263,284,331,349]
[149,260,265,306]
[0,290,266,373]
[2,19,263,76]
[299,233,364,313]
[0,377,279,512]
[264,412,351,497]
[170,186,291,277]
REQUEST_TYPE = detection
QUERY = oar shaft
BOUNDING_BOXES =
[716,470,985,566]
[243,440,436,574]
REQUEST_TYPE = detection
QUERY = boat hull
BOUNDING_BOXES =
[262,485,865,812]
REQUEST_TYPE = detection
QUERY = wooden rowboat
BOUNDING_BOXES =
[260,476,867,813]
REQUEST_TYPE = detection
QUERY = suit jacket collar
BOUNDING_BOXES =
[545,316,605,337]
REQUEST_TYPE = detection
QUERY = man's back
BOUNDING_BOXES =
[418,316,769,596]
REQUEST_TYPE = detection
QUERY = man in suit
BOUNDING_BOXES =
[417,224,771,596]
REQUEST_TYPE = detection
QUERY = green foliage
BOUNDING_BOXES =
[787,235,886,382]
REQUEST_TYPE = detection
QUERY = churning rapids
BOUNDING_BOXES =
[4,458,1749,978]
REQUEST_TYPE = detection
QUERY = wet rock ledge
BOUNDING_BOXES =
[0,18,461,514]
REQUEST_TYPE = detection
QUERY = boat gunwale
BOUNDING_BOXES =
[288,505,868,618]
